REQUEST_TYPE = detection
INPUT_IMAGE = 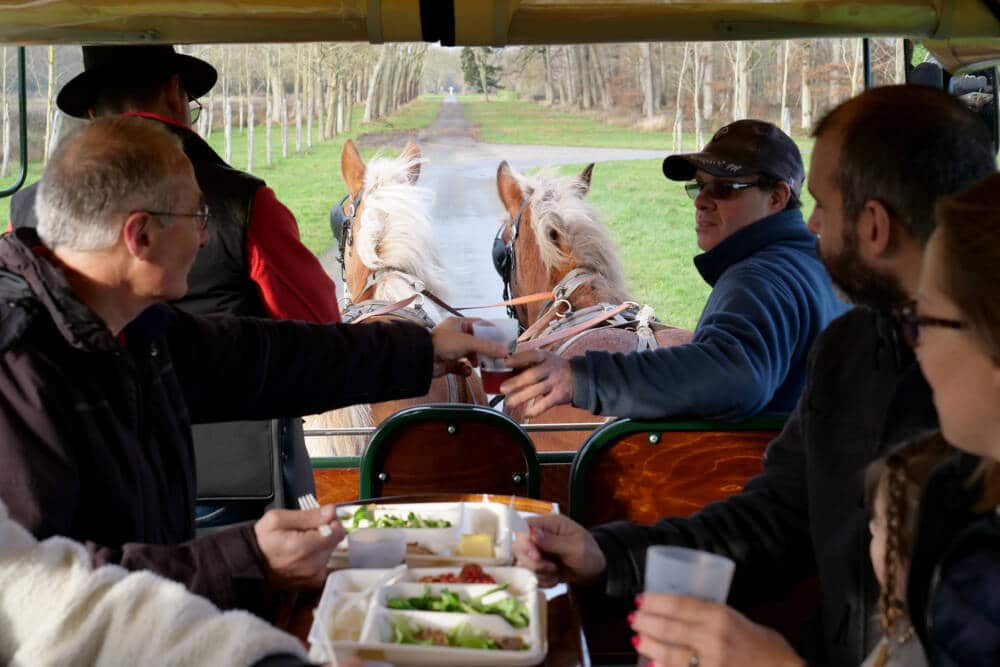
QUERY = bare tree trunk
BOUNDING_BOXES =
[849,39,863,97]
[325,72,336,138]
[474,48,491,102]
[294,45,302,153]
[43,46,55,164]
[266,47,274,166]
[246,46,255,173]
[829,39,843,109]
[578,46,592,109]
[703,49,714,120]
[895,39,906,83]
[1,47,10,179]
[733,41,749,121]
[800,40,813,130]
[306,49,314,148]
[564,47,578,107]
[335,74,345,134]
[222,49,232,164]
[542,47,554,105]
[673,44,691,151]
[640,42,656,119]
[364,46,387,122]
[345,74,355,132]
[658,43,668,108]
[280,48,289,159]
[780,41,791,134]
[692,44,704,148]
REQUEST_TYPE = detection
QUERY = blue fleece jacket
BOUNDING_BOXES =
[570,208,847,420]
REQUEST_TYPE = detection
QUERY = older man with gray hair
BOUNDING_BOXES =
[0,116,505,617]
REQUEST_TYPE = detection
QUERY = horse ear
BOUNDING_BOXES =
[576,163,595,196]
[400,141,422,184]
[341,139,366,196]
[497,161,524,219]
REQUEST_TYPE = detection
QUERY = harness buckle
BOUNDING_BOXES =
[554,299,573,318]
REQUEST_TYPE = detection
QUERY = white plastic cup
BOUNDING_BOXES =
[347,529,406,568]
[472,318,519,393]
[643,545,735,602]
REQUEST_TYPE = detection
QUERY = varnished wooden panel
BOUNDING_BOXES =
[539,462,571,511]
[579,430,774,528]
[371,422,535,497]
[313,467,359,505]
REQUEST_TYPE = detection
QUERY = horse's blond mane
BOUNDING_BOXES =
[356,153,448,302]
[512,167,629,302]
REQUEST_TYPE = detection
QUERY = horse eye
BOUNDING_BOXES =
[548,229,559,242]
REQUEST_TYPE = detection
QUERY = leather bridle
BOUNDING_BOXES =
[330,190,364,280]
[492,198,530,321]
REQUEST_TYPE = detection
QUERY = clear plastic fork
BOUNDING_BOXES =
[297,493,333,537]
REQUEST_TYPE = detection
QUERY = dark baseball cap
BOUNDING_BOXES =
[662,119,804,197]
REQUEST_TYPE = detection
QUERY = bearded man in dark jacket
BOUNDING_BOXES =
[513,86,997,666]
[0,117,506,619]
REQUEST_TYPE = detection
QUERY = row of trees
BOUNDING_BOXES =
[501,39,909,143]
[0,43,427,177]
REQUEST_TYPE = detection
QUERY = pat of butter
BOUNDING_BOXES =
[455,533,494,558]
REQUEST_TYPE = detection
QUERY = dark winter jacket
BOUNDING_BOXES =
[907,451,1000,667]
[0,228,432,614]
[585,306,939,666]
[571,209,847,420]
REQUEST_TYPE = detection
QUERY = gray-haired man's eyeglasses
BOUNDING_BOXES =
[137,204,211,232]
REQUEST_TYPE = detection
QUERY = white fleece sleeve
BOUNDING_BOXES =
[0,501,308,667]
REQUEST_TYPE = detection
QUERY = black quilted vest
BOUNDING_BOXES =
[10,119,267,318]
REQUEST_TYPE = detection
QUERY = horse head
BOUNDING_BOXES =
[334,139,446,307]
[494,160,627,328]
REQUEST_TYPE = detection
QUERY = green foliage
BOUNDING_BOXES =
[461,47,502,94]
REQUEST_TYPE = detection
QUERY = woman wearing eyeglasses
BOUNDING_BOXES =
[901,172,1000,666]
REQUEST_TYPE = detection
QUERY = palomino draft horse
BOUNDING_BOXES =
[304,140,485,456]
[493,161,692,451]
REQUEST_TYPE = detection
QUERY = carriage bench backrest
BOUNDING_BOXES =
[568,416,784,527]
[359,404,541,499]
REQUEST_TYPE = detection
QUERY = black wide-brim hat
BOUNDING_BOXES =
[57,45,217,119]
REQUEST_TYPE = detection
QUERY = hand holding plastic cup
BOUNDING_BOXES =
[347,529,406,568]
[644,545,735,601]
[471,318,519,394]
[636,546,734,666]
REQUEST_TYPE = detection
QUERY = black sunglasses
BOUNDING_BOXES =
[684,179,763,201]
[894,300,967,347]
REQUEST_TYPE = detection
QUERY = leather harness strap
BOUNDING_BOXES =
[520,301,634,351]
[350,294,420,324]
[456,291,555,311]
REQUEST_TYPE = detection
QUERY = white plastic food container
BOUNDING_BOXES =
[330,501,522,568]
[307,566,546,666]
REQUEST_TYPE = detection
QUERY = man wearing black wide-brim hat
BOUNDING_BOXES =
[12,45,340,325]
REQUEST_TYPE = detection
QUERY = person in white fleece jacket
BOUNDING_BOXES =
[0,498,316,667]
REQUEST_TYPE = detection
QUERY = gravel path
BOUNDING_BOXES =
[322,97,669,317]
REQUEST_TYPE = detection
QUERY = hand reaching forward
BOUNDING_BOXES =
[513,513,607,588]
[430,317,509,378]
[254,505,343,590]
[500,350,575,416]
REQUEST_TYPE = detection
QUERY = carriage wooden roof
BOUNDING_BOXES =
[0,0,998,71]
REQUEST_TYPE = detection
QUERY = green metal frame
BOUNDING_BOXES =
[0,47,28,199]
[359,404,541,499]
[568,415,788,522]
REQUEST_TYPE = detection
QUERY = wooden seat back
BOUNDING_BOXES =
[359,404,541,499]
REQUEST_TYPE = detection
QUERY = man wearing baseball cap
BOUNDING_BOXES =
[504,119,846,422]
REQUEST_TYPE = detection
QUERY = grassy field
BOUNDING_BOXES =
[3,94,818,331]
[459,97,816,329]
[1,96,442,253]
